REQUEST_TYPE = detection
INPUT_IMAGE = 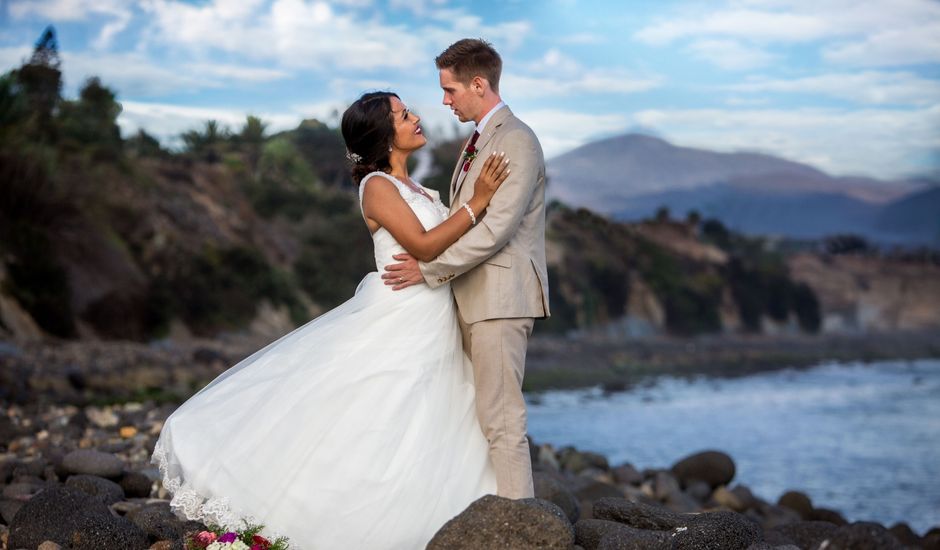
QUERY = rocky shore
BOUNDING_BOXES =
[3,330,940,407]
[1,400,938,549]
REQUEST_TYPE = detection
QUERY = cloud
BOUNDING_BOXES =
[119,100,301,146]
[503,48,662,99]
[634,0,940,68]
[686,39,776,70]
[823,23,940,67]
[727,71,940,106]
[631,104,940,179]
[10,0,133,49]
[141,0,430,71]
[515,109,631,158]
[634,8,828,45]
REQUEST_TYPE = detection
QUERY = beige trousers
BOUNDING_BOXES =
[458,313,535,499]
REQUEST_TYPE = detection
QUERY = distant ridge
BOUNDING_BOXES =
[546,133,934,245]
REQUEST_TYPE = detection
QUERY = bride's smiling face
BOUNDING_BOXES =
[389,96,426,153]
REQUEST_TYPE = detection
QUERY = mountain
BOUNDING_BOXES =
[547,134,933,245]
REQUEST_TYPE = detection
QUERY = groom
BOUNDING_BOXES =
[383,38,550,499]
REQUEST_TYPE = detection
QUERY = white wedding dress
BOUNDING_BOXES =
[151,172,497,549]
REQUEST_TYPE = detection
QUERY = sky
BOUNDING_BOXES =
[1,0,938,181]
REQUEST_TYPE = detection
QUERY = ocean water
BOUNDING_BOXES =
[525,359,940,534]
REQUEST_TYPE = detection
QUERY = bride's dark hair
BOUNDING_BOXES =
[341,91,400,184]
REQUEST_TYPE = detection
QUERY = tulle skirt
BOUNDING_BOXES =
[151,272,497,549]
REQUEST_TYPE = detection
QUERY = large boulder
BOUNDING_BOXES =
[777,490,813,520]
[574,518,670,550]
[534,471,580,523]
[126,501,204,544]
[592,498,684,530]
[591,497,762,550]
[765,520,840,548]
[61,449,124,478]
[670,450,735,488]
[816,522,905,550]
[8,486,146,549]
[65,475,125,505]
[427,494,574,549]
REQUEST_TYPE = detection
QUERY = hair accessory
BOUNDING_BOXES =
[345,150,362,163]
[461,202,476,225]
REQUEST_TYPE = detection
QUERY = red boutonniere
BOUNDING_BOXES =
[462,131,481,172]
[462,144,478,172]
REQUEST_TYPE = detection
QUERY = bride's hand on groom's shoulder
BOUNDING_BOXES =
[383,253,423,290]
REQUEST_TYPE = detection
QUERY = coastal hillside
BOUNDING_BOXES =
[2,39,939,345]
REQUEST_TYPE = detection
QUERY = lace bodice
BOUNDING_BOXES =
[358,171,450,270]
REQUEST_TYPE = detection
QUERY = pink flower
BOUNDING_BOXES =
[193,531,217,547]
[218,532,238,543]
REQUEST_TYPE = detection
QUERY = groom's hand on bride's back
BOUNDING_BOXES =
[383,253,424,290]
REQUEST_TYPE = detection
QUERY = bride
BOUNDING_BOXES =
[151,91,511,549]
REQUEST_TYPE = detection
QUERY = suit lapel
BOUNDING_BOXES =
[452,107,513,205]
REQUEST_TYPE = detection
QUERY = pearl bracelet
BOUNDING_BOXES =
[461,202,477,225]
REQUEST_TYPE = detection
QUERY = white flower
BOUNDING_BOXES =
[230,541,250,550]
[206,543,226,550]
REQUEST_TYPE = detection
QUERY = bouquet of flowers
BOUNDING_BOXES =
[186,521,291,550]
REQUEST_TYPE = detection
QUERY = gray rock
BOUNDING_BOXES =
[664,489,701,514]
[755,502,803,530]
[575,518,669,550]
[65,475,125,505]
[0,497,24,524]
[777,490,813,520]
[8,486,110,548]
[611,464,642,486]
[38,541,63,550]
[591,498,684,530]
[2,480,48,500]
[685,480,712,503]
[126,501,197,543]
[427,494,574,549]
[711,485,746,511]
[670,510,763,550]
[670,450,736,489]
[119,470,153,498]
[570,477,624,503]
[560,447,610,474]
[653,471,681,501]
[13,458,48,479]
[765,520,840,548]
[815,522,905,550]
[533,471,581,523]
[810,507,847,525]
[519,497,576,542]
[68,513,149,550]
[61,449,124,478]
[887,522,920,546]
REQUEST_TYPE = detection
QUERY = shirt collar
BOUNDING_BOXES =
[475,101,506,135]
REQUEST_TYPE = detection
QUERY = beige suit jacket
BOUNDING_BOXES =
[419,106,551,324]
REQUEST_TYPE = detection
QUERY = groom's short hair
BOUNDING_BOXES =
[436,38,502,93]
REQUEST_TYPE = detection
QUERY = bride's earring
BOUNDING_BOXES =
[388,146,393,152]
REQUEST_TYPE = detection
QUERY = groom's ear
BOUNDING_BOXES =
[471,75,489,95]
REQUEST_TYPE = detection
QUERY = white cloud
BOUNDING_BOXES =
[632,104,940,179]
[141,0,430,71]
[10,0,133,50]
[823,23,940,67]
[728,71,940,106]
[185,63,291,83]
[634,0,940,69]
[634,9,828,45]
[686,39,776,70]
[504,48,662,99]
[514,109,631,158]
[119,100,301,146]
